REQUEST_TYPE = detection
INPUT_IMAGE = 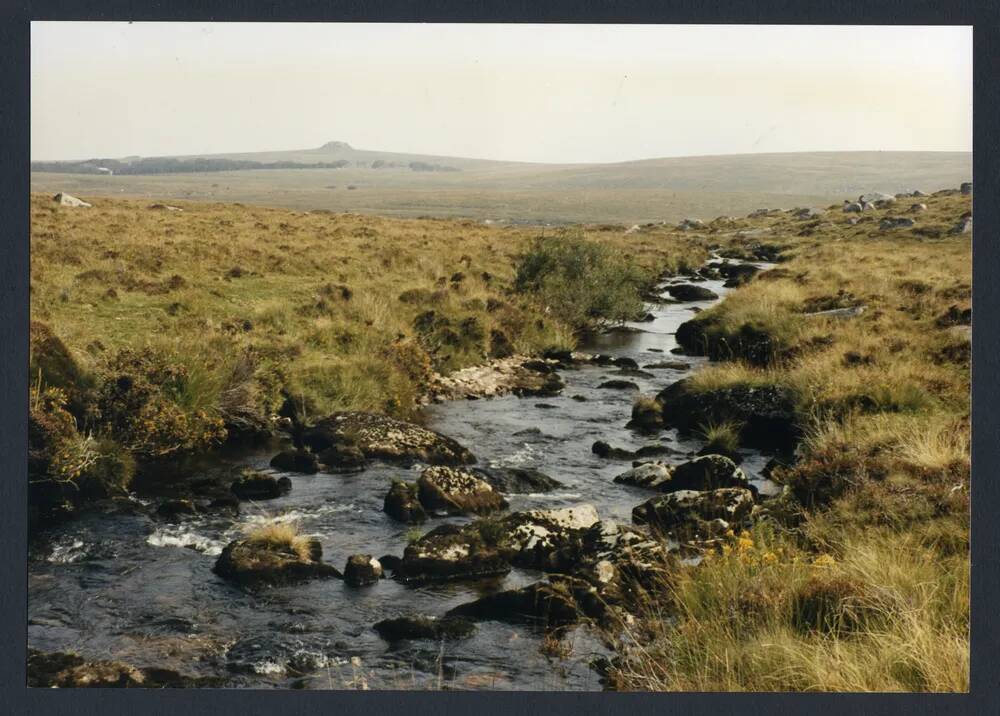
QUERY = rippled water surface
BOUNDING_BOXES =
[28,265,774,690]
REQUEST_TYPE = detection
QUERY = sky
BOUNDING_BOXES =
[31,23,972,163]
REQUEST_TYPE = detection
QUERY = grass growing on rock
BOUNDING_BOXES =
[242,522,315,561]
[610,189,971,692]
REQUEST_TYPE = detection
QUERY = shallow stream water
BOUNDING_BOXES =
[28,262,775,690]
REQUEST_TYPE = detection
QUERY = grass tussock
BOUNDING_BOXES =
[610,524,968,692]
[242,522,315,562]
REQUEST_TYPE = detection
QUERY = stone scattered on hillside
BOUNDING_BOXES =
[53,192,91,208]
[860,192,896,207]
[677,218,705,231]
[951,216,972,235]
[880,216,915,231]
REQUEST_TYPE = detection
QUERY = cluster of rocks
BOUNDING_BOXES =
[425,355,564,402]
[384,464,562,523]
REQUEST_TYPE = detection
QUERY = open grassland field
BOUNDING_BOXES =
[28,185,971,692]
[31,149,971,225]
[29,193,707,433]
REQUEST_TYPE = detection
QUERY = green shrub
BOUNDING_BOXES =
[513,235,648,332]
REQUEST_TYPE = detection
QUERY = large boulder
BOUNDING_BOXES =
[569,520,675,602]
[393,524,511,584]
[716,262,760,287]
[416,466,508,516]
[301,411,475,466]
[343,554,383,586]
[666,284,719,302]
[429,356,564,400]
[155,498,200,522]
[626,397,664,431]
[213,536,340,587]
[613,462,674,490]
[598,379,640,391]
[498,504,602,570]
[316,442,367,473]
[471,466,562,493]
[668,455,749,491]
[592,441,679,460]
[393,504,601,584]
[373,615,475,642]
[231,470,292,500]
[383,480,428,523]
[269,449,319,474]
[960,182,972,195]
[446,580,585,626]
[612,455,747,493]
[656,378,800,453]
[632,487,755,538]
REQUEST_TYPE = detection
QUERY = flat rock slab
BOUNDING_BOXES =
[302,411,475,466]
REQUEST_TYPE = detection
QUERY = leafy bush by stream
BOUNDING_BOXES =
[513,235,651,332]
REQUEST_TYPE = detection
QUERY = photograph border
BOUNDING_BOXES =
[2,2,997,714]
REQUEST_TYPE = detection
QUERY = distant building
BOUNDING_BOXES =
[97,167,113,176]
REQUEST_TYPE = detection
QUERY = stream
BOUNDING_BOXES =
[27,261,777,690]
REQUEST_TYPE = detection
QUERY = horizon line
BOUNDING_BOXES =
[30,144,973,167]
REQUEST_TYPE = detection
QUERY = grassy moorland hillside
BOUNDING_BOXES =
[608,189,971,691]
[28,192,707,478]
[31,147,971,225]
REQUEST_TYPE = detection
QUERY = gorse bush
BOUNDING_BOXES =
[513,235,649,331]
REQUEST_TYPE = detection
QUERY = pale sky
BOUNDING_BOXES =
[31,22,972,163]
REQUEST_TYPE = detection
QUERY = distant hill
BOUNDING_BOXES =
[30,143,971,224]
